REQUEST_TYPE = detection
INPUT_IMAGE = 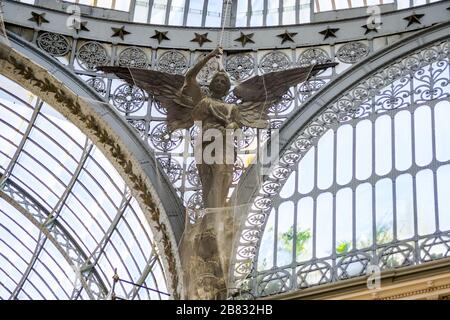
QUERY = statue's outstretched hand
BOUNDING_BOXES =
[210,46,223,58]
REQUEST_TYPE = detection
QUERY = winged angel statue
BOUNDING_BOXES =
[100,47,336,209]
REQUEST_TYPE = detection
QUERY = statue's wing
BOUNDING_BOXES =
[98,66,194,131]
[233,63,337,128]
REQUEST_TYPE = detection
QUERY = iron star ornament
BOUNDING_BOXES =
[191,33,212,47]
[403,13,424,27]
[277,30,297,44]
[362,22,383,35]
[319,27,339,40]
[151,30,170,44]
[234,32,254,47]
[28,12,49,26]
[70,19,89,34]
[111,26,131,40]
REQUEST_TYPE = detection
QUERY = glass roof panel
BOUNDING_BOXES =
[0,74,169,300]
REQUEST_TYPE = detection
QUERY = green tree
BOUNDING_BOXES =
[280,227,311,256]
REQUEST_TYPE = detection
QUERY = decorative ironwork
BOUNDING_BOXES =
[234,32,254,47]
[36,32,70,57]
[298,79,327,103]
[297,262,332,288]
[85,77,107,96]
[76,41,110,71]
[225,53,255,81]
[379,244,415,269]
[187,161,200,187]
[157,50,188,75]
[191,32,212,47]
[235,126,256,149]
[257,269,291,296]
[158,156,182,183]
[233,157,244,182]
[259,51,291,74]
[111,26,131,40]
[336,253,371,280]
[420,234,450,262]
[28,11,49,26]
[118,47,149,68]
[336,42,369,64]
[276,30,297,44]
[112,83,146,113]
[268,89,294,114]
[297,48,331,69]
[127,119,147,136]
[186,191,204,222]
[149,122,183,152]
[319,27,339,40]
[151,30,170,44]
[233,40,450,297]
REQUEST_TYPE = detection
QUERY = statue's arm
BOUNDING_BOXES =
[179,47,223,106]
[185,47,223,82]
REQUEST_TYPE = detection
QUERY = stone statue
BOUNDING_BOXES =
[100,48,335,209]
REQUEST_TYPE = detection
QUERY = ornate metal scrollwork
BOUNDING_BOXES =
[233,40,450,297]
[297,48,331,75]
[225,53,255,81]
[112,83,147,113]
[118,47,149,68]
[259,51,291,74]
[36,32,71,57]
[149,122,183,152]
[158,156,182,183]
[85,77,107,97]
[76,41,110,71]
[157,50,188,75]
[336,42,369,64]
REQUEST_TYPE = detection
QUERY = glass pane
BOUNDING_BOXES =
[298,147,314,194]
[258,209,275,270]
[169,0,185,25]
[355,120,372,180]
[395,174,415,240]
[280,171,296,199]
[336,124,353,185]
[375,178,393,244]
[336,188,353,254]
[375,115,392,176]
[316,192,333,258]
[296,197,313,262]
[236,0,248,27]
[355,183,372,249]
[317,129,334,190]
[277,201,294,266]
[436,165,450,231]
[187,0,203,26]
[414,106,433,167]
[434,101,450,162]
[133,0,150,22]
[394,111,412,171]
[416,169,436,235]
[250,0,263,26]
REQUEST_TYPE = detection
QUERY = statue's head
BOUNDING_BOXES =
[209,71,231,98]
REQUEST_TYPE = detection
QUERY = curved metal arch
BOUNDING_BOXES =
[0,186,104,299]
[0,32,185,298]
[230,21,450,284]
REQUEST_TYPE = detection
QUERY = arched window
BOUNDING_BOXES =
[233,40,450,297]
